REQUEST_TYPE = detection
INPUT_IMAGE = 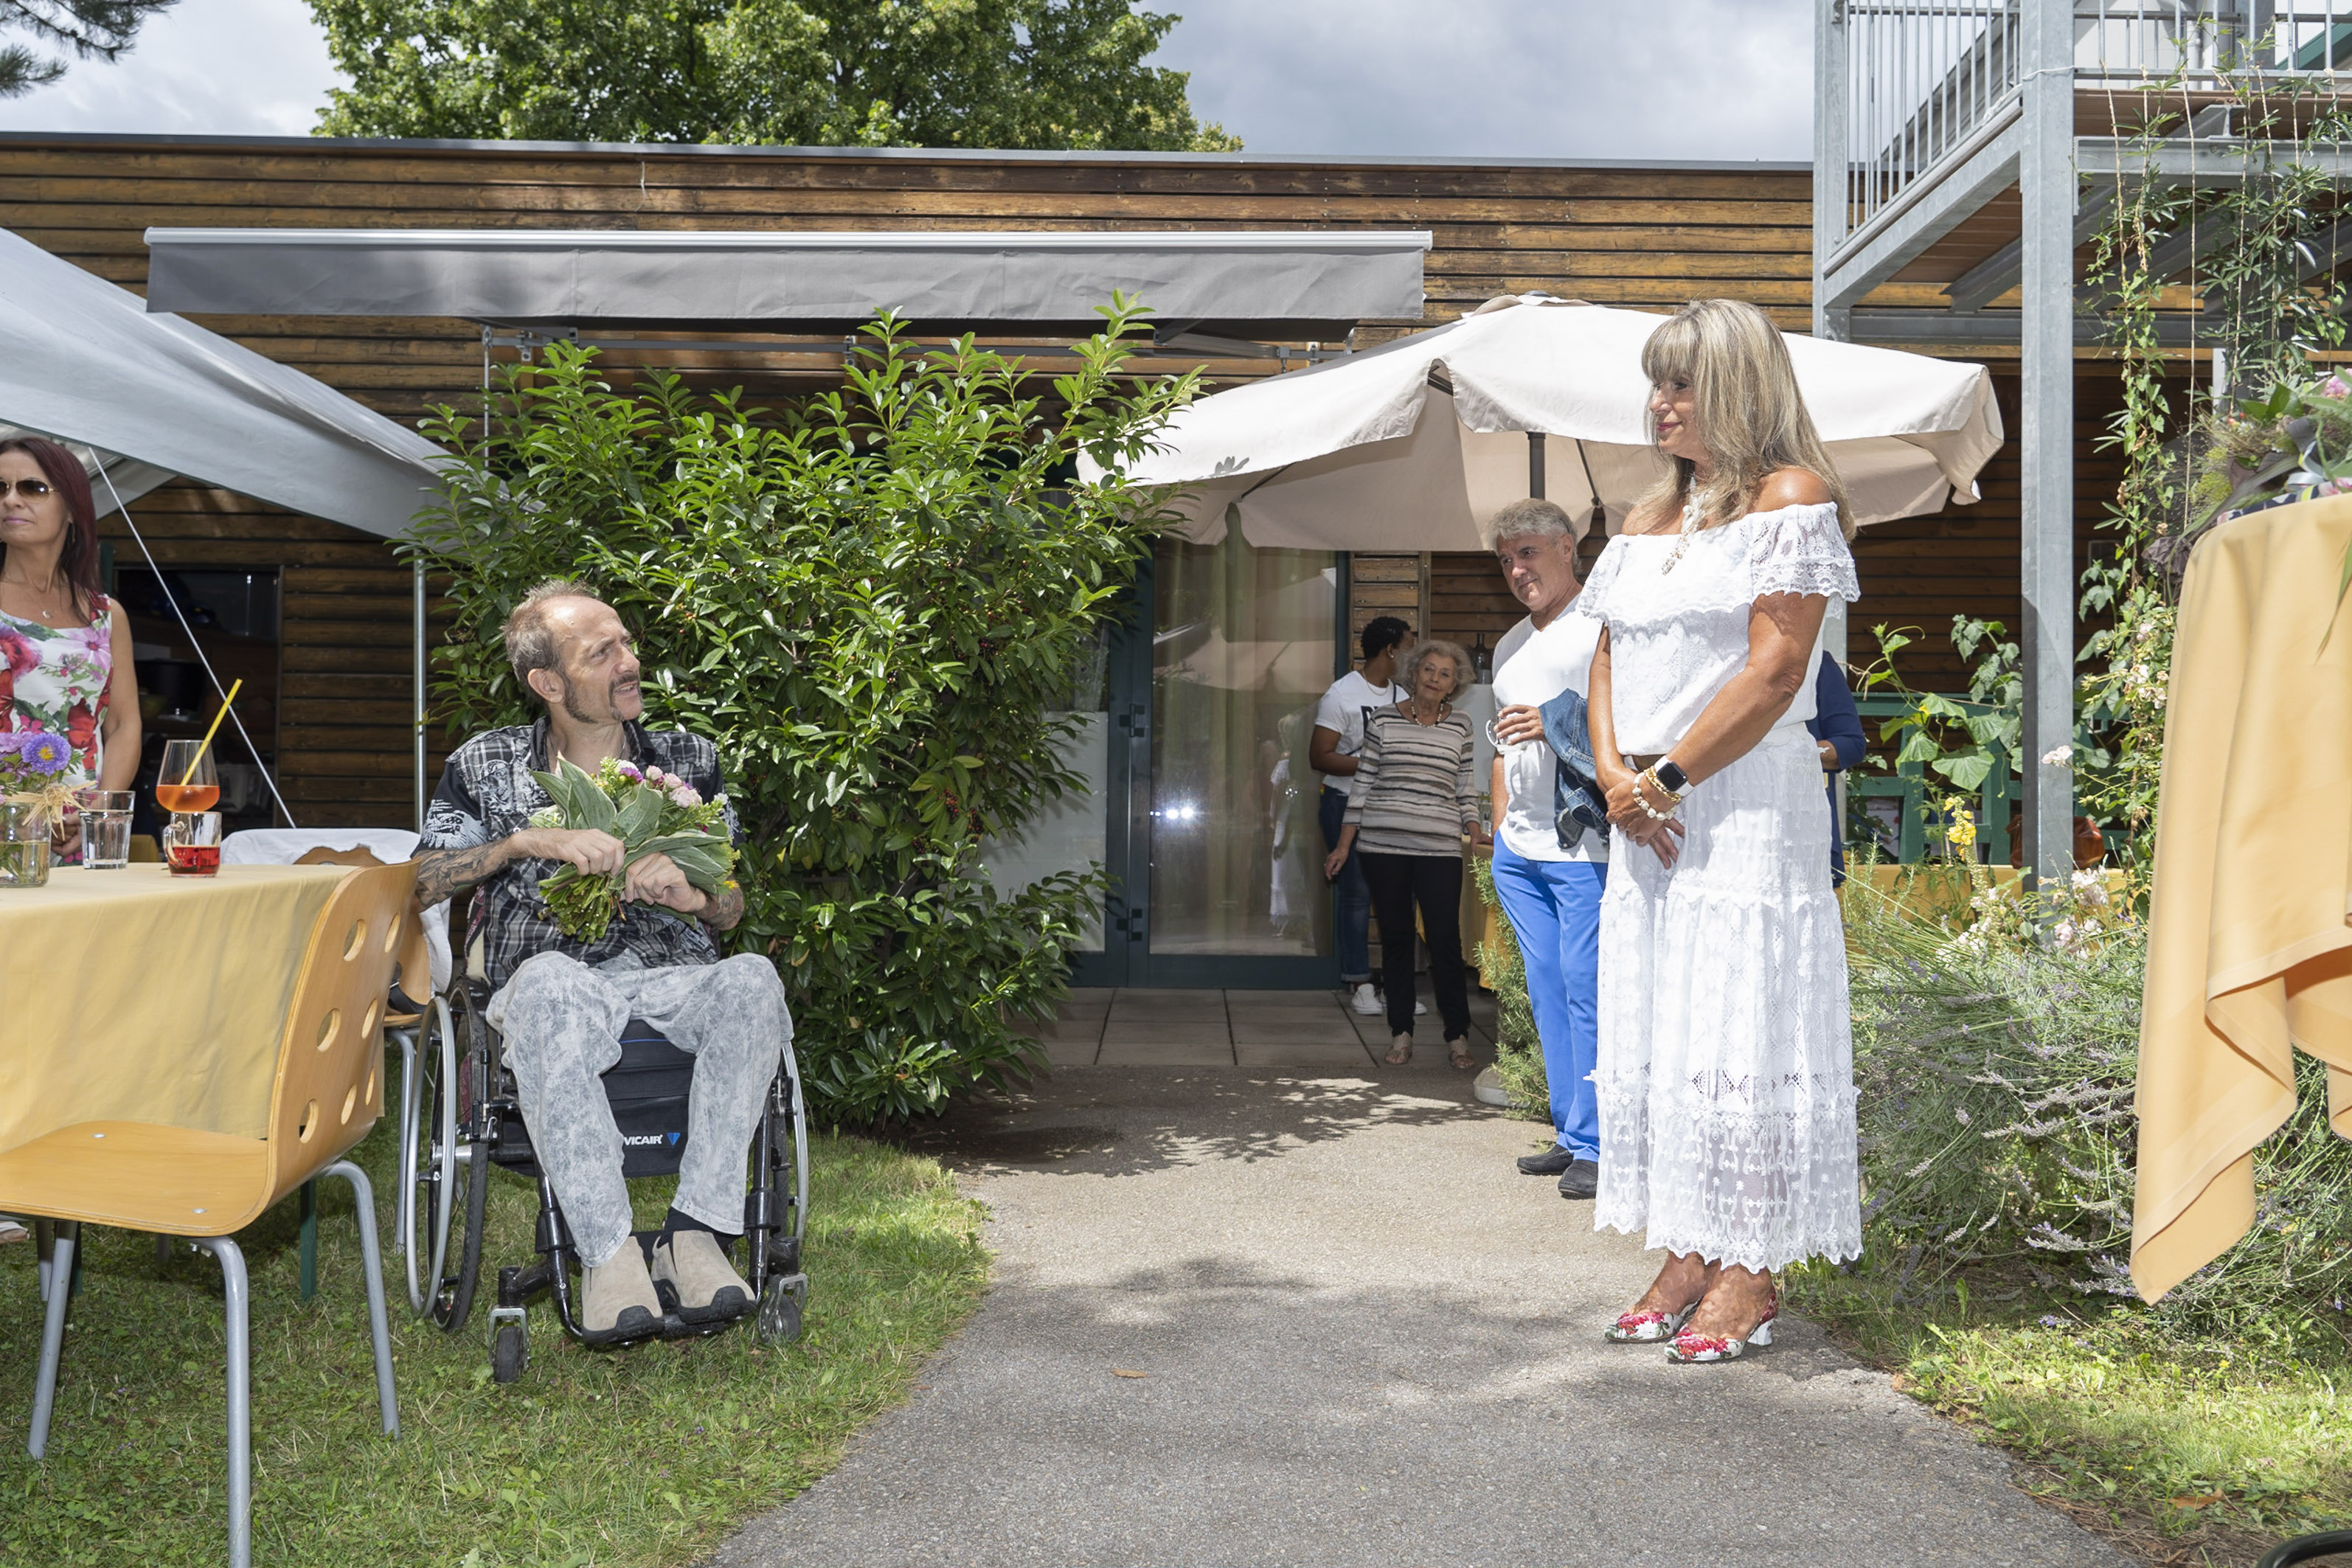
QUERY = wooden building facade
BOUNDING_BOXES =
[1,131,2098,835]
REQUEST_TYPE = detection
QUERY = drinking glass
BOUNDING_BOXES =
[156,740,220,817]
[163,811,223,877]
[76,789,133,870]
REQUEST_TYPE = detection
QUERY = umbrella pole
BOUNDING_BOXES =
[414,561,427,834]
[1527,431,1545,499]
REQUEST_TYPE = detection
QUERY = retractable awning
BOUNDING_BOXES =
[0,226,449,540]
[141,227,1433,339]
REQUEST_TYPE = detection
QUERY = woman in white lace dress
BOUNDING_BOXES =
[1573,299,1862,1363]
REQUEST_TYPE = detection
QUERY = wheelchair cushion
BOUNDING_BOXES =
[490,1021,698,1180]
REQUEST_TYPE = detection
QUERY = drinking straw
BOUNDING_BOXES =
[178,678,244,785]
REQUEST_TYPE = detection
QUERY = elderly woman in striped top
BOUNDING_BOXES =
[1323,639,1488,1067]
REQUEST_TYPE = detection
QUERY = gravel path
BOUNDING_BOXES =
[708,1061,2127,1568]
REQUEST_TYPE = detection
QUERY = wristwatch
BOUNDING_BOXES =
[1654,759,1689,795]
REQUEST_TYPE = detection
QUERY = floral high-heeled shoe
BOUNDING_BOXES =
[1665,1284,1778,1364]
[1604,1302,1697,1344]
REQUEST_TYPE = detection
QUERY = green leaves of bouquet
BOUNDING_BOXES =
[526,756,737,941]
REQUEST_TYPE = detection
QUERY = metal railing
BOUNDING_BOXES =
[1830,1,2352,251]
[1838,1,2025,246]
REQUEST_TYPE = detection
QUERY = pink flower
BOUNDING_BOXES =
[2325,375,2350,399]
[0,630,36,679]
[667,783,701,808]
[615,760,643,781]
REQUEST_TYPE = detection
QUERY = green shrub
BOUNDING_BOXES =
[1841,873,2352,1340]
[404,309,1199,1123]
[1471,856,1547,1122]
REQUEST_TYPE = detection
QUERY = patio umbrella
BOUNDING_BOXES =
[1091,295,2003,550]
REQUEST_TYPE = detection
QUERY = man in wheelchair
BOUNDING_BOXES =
[412,580,790,1345]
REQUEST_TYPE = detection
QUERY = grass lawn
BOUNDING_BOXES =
[0,1111,988,1567]
[1791,1266,2352,1567]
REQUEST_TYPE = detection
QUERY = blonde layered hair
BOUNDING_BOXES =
[1637,299,1854,539]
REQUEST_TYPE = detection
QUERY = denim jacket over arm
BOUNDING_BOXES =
[1537,688,1611,851]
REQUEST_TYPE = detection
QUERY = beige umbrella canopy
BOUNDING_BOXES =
[1093,295,2004,549]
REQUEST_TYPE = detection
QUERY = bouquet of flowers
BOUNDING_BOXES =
[0,729,78,825]
[526,756,738,941]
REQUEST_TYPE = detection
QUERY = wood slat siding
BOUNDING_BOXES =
[96,481,453,828]
[8,132,2082,825]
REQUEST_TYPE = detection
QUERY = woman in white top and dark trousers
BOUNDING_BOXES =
[1576,299,1862,1364]
[1485,498,1611,1200]
[1324,640,1487,1066]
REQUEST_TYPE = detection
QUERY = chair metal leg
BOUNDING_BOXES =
[323,1159,399,1437]
[391,1026,418,1259]
[298,1179,318,1302]
[192,1236,251,1568]
[27,1221,75,1459]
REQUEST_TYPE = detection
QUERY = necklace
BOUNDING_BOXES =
[2,571,72,625]
[1660,499,1704,574]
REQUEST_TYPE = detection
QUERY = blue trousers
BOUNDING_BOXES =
[1488,839,1606,1157]
[1319,785,1373,983]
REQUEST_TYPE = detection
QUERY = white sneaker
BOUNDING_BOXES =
[1349,983,1382,1015]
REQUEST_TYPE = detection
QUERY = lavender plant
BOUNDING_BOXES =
[1843,878,2352,1338]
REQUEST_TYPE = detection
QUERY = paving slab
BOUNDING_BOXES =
[1097,1039,1235,1066]
[709,1067,2125,1568]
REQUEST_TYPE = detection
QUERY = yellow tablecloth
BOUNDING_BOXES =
[2131,496,2352,1302]
[0,863,348,1155]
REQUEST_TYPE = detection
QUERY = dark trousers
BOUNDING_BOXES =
[1318,786,1373,982]
[1357,850,1471,1041]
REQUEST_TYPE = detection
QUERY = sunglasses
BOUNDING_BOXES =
[1,478,54,500]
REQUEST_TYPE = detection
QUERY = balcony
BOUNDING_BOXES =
[1811,0,2351,878]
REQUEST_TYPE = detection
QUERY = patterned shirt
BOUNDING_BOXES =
[418,716,739,993]
[1341,706,1479,858]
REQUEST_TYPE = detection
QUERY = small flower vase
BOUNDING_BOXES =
[0,798,52,889]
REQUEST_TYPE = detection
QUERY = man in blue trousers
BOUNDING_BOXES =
[1485,499,1609,1200]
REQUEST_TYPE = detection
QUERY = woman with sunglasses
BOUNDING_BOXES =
[1,437,142,857]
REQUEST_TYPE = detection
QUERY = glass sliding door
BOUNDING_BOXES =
[1145,532,1337,983]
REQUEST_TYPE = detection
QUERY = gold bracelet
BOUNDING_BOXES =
[1632,771,1679,822]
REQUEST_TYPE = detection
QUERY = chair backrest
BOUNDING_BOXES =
[261,861,418,1202]
[291,845,434,1012]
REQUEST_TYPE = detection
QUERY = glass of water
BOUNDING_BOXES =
[77,789,134,870]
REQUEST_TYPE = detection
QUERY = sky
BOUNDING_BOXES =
[0,0,1815,162]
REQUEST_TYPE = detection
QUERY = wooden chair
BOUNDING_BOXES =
[0,861,417,1568]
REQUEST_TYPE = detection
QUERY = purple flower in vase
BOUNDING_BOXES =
[19,732,70,775]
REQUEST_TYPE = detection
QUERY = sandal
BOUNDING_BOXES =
[0,1217,26,1246]
[1447,1036,1474,1071]
[1384,1035,1412,1064]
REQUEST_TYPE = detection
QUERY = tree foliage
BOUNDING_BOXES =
[0,0,174,98]
[405,306,1198,1123]
[309,0,1239,151]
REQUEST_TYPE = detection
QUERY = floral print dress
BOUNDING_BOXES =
[2,596,118,861]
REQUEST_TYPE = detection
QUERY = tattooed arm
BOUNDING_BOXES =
[412,829,624,909]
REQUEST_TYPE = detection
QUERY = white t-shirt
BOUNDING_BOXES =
[1491,608,1608,864]
[1311,670,1408,797]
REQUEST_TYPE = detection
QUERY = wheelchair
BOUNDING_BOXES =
[390,945,810,1384]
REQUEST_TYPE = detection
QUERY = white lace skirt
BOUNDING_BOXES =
[1592,727,1862,1272]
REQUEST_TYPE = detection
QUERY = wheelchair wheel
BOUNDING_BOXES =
[413,991,490,1332]
[756,1272,805,1345]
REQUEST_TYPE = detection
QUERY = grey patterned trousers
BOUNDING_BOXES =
[486,951,790,1268]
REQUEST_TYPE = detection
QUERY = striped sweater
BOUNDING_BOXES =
[1341,705,1480,858]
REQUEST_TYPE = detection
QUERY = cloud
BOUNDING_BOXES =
[0,0,1814,159]
[0,0,339,136]
[1157,0,1812,161]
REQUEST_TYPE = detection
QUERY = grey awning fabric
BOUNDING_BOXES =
[0,226,449,540]
[142,227,1432,336]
